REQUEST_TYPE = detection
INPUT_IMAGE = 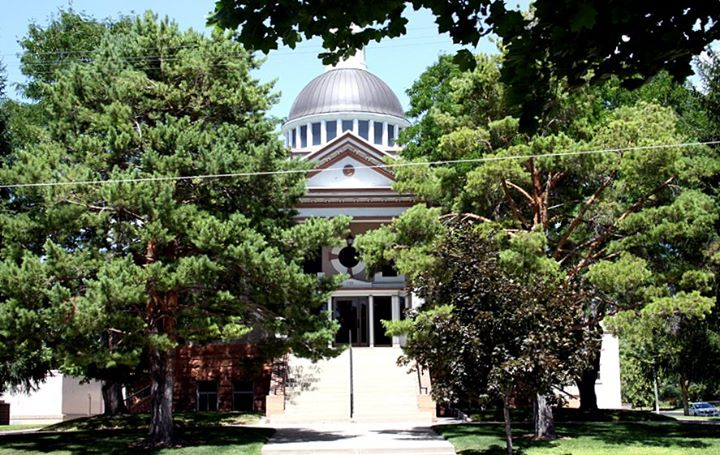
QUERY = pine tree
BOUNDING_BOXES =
[0,13,345,446]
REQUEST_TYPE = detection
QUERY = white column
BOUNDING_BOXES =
[382,122,388,147]
[336,119,341,136]
[369,120,375,144]
[368,295,375,347]
[294,127,300,149]
[391,295,400,347]
[353,118,359,136]
[307,122,313,147]
[321,120,327,144]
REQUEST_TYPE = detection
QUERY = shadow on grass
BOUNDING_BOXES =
[0,426,274,454]
[562,422,718,449]
[467,408,675,423]
[435,421,720,454]
[41,412,261,432]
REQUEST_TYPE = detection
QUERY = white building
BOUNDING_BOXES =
[3,371,103,423]
[264,50,623,422]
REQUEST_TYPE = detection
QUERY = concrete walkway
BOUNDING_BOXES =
[261,422,457,455]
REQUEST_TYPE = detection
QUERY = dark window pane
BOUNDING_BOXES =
[198,381,217,393]
[303,247,323,274]
[232,381,254,412]
[373,296,392,346]
[373,121,383,145]
[197,381,218,411]
[290,129,296,148]
[381,262,398,277]
[388,125,396,146]
[300,125,307,148]
[327,121,337,141]
[312,122,321,145]
[342,120,353,132]
[358,120,369,140]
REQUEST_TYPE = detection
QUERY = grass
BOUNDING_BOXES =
[0,412,273,455]
[435,421,720,455]
[467,408,675,423]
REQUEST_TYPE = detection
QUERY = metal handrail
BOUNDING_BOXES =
[349,329,354,419]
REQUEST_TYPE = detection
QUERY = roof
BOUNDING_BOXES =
[287,68,405,122]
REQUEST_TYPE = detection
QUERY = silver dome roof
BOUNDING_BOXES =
[287,68,405,122]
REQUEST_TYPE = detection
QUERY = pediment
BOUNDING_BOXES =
[305,133,396,189]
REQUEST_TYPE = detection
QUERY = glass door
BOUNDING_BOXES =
[333,297,369,346]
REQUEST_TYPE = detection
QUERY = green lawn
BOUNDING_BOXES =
[0,413,273,455]
[435,421,720,455]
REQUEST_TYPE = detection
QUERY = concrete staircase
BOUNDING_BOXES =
[270,347,433,424]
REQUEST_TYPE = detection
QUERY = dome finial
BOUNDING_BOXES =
[325,25,367,71]
[324,47,367,71]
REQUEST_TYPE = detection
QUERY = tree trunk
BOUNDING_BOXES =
[146,345,175,447]
[653,367,660,413]
[680,375,690,416]
[577,347,601,411]
[101,379,127,415]
[503,391,513,455]
[534,393,556,440]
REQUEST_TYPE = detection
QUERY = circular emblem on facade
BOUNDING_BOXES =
[338,246,360,268]
[343,164,355,176]
[330,245,366,277]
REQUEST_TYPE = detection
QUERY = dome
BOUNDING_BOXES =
[287,68,405,122]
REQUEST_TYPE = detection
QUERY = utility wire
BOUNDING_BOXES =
[1,140,716,190]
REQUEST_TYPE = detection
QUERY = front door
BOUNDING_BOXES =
[333,297,369,346]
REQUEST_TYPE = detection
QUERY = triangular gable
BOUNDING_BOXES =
[304,131,392,164]
[304,132,397,189]
[306,153,395,188]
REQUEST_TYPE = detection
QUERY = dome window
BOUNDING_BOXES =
[388,125,396,146]
[373,121,383,145]
[300,125,308,148]
[311,122,322,146]
[342,120,353,132]
[358,120,369,140]
[327,121,337,141]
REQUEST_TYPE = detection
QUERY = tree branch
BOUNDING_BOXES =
[553,172,616,259]
[567,175,675,278]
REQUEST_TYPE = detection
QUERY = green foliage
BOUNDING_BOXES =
[0,11,346,425]
[210,0,720,131]
[385,222,597,407]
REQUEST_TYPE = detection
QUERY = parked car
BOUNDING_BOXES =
[689,402,719,416]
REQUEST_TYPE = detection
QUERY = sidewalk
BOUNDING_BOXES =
[261,421,457,455]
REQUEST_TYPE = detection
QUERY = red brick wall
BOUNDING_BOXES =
[173,343,271,413]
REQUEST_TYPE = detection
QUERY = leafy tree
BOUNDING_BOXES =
[0,13,345,446]
[209,0,720,130]
[18,10,131,100]
[360,53,720,415]
[385,221,596,454]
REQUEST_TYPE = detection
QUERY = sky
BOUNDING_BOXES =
[0,0,515,120]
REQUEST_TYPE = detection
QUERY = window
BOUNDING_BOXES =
[373,121,383,145]
[388,124,396,146]
[311,122,322,146]
[358,120,369,140]
[342,120,353,132]
[197,381,218,411]
[327,121,337,141]
[290,129,296,148]
[232,381,255,412]
[399,296,407,320]
[302,247,323,274]
[300,125,308,148]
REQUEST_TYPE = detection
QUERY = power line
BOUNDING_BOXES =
[1,140,716,190]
